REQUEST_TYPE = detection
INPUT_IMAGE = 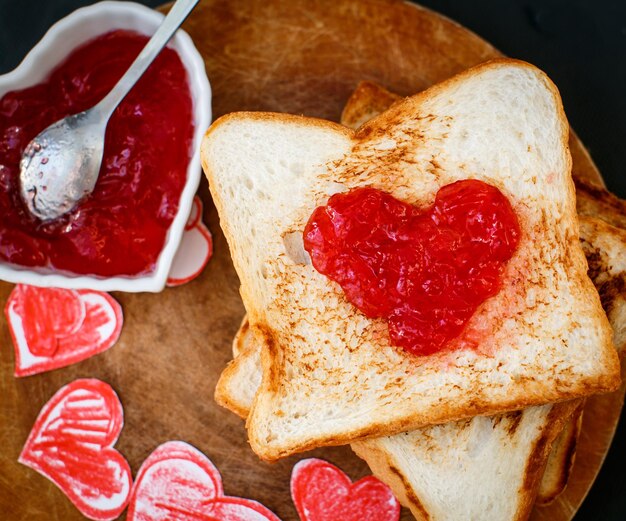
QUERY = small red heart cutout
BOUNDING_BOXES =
[291,458,400,521]
[19,379,132,521]
[167,196,213,287]
[127,441,281,521]
[304,180,521,355]
[6,285,123,377]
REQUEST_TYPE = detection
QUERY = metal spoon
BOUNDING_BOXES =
[19,0,200,222]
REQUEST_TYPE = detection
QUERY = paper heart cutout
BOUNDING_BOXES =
[304,180,520,355]
[167,196,213,287]
[290,458,400,521]
[127,441,281,521]
[6,285,123,377]
[185,194,203,230]
[19,379,132,521]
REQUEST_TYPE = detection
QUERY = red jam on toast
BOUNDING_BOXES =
[303,180,521,355]
[0,30,194,276]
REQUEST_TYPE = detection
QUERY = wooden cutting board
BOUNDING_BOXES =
[0,1,622,519]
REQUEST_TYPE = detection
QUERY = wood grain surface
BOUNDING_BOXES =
[0,1,621,520]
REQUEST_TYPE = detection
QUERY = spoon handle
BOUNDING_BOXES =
[96,0,201,118]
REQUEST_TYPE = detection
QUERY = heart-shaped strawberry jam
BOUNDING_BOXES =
[303,180,520,355]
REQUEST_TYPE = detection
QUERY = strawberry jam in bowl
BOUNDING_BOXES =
[0,2,211,292]
[303,180,521,356]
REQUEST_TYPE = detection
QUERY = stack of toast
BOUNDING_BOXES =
[201,60,626,520]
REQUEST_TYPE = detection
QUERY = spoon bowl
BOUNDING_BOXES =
[20,110,106,221]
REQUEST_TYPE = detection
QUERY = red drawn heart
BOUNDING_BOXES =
[19,379,132,521]
[304,180,521,355]
[15,285,84,356]
[127,441,281,521]
[290,458,400,521]
[167,196,213,287]
[5,285,123,377]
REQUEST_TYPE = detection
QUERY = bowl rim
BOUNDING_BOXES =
[0,0,212,292]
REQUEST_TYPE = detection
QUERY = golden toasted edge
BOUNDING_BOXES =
[536,402,585,505]
[510,401,583,520]
[340,80,402,130]
[232,314,250,358]
[214,355,252,420]
[580,216,626,355]
[576,177,626,229]
[203,109,353,145]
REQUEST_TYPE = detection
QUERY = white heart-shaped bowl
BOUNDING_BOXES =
[0,1,211,292]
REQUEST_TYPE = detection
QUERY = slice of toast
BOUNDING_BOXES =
[351,403,577,521]
[202,59,620,460]
[579,217,626,353]
[216,212,626,520]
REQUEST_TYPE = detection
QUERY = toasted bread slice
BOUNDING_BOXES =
[217,216,626,519]
[576,178,626,230]
[352,403,578,521]
[202,59,620,460]
[579,217,626,353]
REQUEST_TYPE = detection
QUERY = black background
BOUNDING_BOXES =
[0,1,624,520]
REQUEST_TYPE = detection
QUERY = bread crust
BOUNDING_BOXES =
[576,178,626,230]
[536,402,585,505]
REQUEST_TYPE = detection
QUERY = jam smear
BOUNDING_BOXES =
[303,180,521,355]
[0,30,194,276]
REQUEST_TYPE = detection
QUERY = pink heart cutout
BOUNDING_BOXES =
[19,379,132,521]
[167,196,213,287]
[5,285,123,377]
[127,441,280,521]
[291,458,400,521]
